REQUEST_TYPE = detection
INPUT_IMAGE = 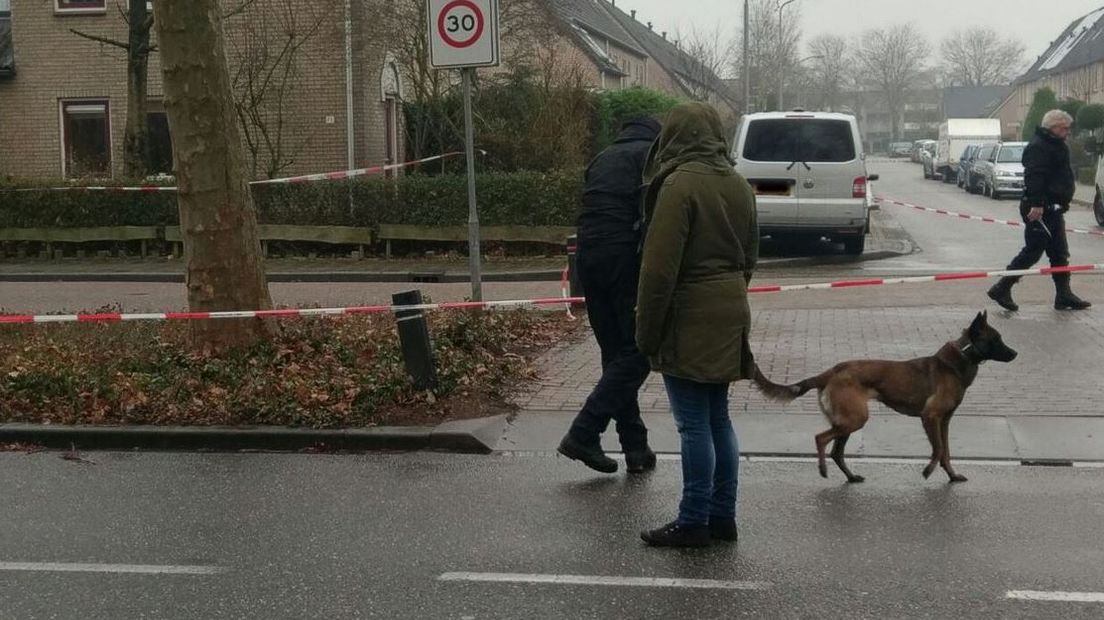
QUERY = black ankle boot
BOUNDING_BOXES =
[708,517,739,542]
[987,277,1019,312]
[557,435,618,474]
[1054,273,1091,310]
[640,521,711,548]
[625,448,657,474]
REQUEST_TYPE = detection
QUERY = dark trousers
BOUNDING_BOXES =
[565,244,650,452]
[1007,204,1070,272]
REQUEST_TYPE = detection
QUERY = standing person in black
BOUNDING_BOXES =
[557,117,661,475]
[988,110,1091,312]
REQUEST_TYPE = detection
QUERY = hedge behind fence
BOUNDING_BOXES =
[0,169,583,230]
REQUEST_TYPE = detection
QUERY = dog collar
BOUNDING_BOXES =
[959,343,985,365]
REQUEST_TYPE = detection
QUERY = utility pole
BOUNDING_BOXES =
[777,0,797,111]
[744,0,750,114]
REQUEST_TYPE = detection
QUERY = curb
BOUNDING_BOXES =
[0,415,509,454]
[0,271,563,284]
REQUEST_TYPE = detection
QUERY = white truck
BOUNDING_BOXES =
[934,119,1002,184]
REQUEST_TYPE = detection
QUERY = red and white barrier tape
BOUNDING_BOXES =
[877,196,1104,238]
[560,267,577,320]
[0,152,475,193]
[2,265,1100,325]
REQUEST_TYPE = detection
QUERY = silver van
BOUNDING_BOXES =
[732,111,877,255]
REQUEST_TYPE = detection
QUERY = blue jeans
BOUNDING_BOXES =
[663,375,739,527]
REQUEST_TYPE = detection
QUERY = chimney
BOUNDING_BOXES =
[647,21,653,30]
[630,9,636,19]
[662,31,667,40]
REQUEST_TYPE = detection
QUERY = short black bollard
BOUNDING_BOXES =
[392,289,437,391]
[566,234,583,298]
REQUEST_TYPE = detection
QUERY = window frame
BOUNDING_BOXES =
[54,0,108,16]
[59,98,113,179]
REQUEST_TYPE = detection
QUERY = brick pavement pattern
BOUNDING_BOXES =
[512,305,1104,418]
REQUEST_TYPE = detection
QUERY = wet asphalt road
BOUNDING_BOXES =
[1,451,1103,619]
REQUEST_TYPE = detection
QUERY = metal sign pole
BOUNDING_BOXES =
[462,67,483,302]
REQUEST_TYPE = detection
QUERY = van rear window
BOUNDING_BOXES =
[743,119,856,163]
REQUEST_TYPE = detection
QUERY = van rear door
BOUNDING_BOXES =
[793,119,866,228]
[737,118,801,226]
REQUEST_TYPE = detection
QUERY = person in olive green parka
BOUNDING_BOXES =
[636,102,759,548]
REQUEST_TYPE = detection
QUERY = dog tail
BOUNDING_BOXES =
[752,365,816,403]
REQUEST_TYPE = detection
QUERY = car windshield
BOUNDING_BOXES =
[998,146,1025,163]
[743,119,856,163]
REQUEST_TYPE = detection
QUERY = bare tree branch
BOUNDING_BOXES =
[70,28,129,50]
[222,0,261,20]
[854,24,931,141]
[941,28,1026,87]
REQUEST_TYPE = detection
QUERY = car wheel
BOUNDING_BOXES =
[992,189,1001,201]
[1094,190,1104,227]
[983,182,991,198]
[843,235,866,256]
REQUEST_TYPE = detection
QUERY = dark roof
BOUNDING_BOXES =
[0,14,13,77]
[597,1,734,106]
[942,86,1012,118]
[1015,6,1104,85]
[546,0,643,76]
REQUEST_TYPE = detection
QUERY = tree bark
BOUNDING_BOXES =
[153,0,274,351]
[123,2,152,179]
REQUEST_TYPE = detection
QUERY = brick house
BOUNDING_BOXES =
[0,0,406,180]
[990,6,1104,140]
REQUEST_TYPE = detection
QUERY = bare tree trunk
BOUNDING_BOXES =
[123,1,152,178]
[153,0,274,351]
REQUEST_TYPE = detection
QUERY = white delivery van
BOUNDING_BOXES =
[731,111,877,255]
[935,118,1002,183]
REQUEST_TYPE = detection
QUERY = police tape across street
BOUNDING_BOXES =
[876,196,1104,238]
[2,263,1101,326]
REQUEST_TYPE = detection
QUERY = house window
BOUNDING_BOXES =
[0,0,12,77]
[61,100,111,178]
[146,102,173,176]
[383,96,399,177]
[55,0,106,14]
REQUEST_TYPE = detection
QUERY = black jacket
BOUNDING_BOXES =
[1022,126,1075,210]
[576,118,661,247]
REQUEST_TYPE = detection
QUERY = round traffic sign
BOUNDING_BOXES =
[437,0,485,49]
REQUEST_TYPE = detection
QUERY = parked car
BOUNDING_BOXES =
[956,144,982,190]
[975,142,1027,200]
[922,142,940,179]
[889,142,914,158]
[731,111,878,255]
[966,144,998,194]
[912,139,935,163]
[936,119,1002,184]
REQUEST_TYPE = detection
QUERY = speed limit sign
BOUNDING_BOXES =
[427,0,500,68]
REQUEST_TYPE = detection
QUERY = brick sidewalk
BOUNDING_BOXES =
[512,304,1104,419]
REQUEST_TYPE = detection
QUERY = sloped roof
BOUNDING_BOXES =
[597,1,734,106]
[546,0,643,76]
[1015,6,1104,85]
[943,86,1012,118]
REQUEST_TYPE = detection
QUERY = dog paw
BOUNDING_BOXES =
[922,464,935,479]
[949,474,968,483]
[846,475,866,484]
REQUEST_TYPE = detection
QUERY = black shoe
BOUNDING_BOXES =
[557,435,618,474]
[987,281,1019,312]
[1055,293,1092,311]
[625,448,657,474]
[708,517,738,542]
[640,520,711,548]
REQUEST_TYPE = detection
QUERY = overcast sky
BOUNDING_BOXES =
[619,0,1104,71]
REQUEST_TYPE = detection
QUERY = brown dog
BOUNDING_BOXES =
[753,312,1017,483]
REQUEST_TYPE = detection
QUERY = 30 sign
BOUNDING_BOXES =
[427,0,500,68]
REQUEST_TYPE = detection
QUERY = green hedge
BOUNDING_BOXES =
[0,169,583,230]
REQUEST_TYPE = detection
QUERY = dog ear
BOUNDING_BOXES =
[970,311,986,334]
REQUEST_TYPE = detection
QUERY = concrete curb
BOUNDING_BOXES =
[0,270,563,284]
[0,415,509,454]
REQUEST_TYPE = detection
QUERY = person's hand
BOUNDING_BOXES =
[1027,207,1044,222]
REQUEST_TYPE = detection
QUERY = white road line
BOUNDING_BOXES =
[0,562,226,575]
[439,572,770,591]
[1007,590,1104,603]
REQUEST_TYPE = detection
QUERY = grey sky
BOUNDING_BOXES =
[618,0,1104,72]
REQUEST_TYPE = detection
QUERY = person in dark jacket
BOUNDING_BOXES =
[557,117,661,475]
[988,110,1091,311]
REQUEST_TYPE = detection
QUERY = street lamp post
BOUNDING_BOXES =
[776,0,797,111]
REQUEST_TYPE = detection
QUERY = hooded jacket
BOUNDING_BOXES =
[635,102,759,384]
[576,118,662,247]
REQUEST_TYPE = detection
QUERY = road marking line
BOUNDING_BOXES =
[1007,590,1104,603]
[439,572,771,591]
[0,562,226,575]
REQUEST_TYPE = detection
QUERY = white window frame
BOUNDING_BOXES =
[54,0,108,16]
[59,98,113,179]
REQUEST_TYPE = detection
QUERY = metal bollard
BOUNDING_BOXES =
[392,289,438,391]
[566,234,583,298]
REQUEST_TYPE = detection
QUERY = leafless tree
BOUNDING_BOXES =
[673,26,731,102]
[730,0,802,112]
[805,34,850,111]
[69,1,157,178]
[854,24,931,141]
[941,28,1026,87]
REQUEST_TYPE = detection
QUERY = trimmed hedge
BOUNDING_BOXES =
[0,169,583,230]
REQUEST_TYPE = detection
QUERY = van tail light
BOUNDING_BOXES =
[852,176,868,199]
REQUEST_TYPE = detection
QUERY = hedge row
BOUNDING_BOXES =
[0,169,583,229]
